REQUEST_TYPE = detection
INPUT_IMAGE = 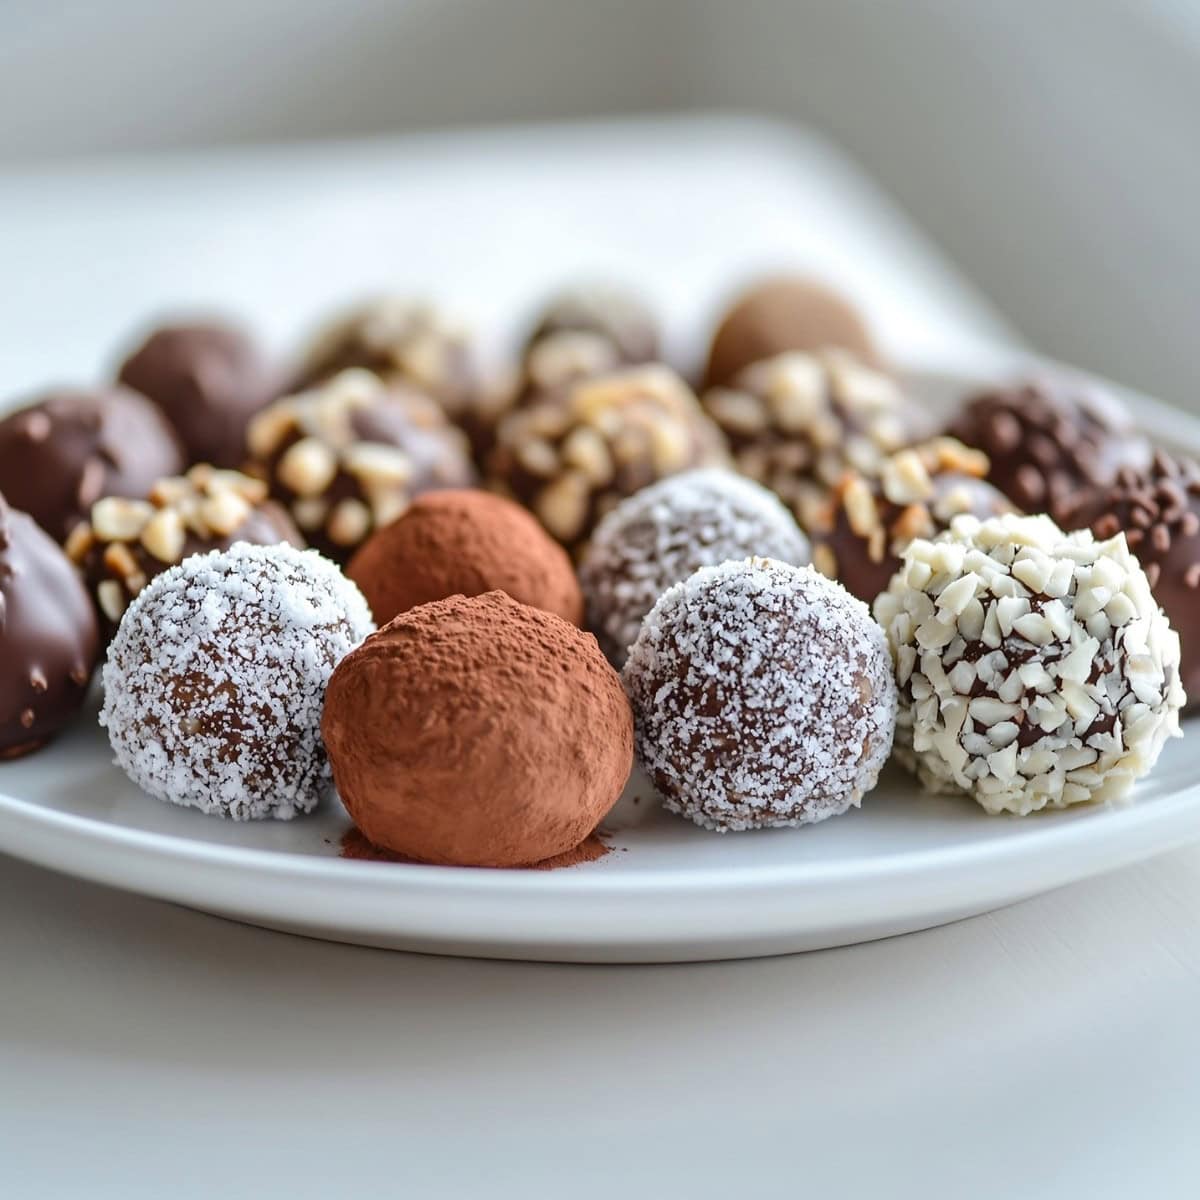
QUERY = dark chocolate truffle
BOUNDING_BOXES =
[347,489,583,626]
[116,320,278,468]
[0,386,185,542]
[945,377,1151,523]
[704,276,883,388]
[0,492,98,758]
[323,591,633,868]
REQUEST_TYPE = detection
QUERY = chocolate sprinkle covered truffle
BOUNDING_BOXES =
[874,513,1184,814]
[0,493,98,758]
[623,558,897,832]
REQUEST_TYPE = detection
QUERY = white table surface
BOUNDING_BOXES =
[1,117,1197,1198]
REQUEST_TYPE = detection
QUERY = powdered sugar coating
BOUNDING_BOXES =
[579,468,811,663]
[101,542,374,820]
[622,558,897,831]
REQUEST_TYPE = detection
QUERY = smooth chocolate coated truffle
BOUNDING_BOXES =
[945,377,1150,523]
[623,558,896,832]
[347,489,583,626]
[579,467,810,663]
[323,591,633,868]
[812,437,1014,604]
[66,464,303,640]
[704,276,883,389]
[0,386,185,542]
[246,368,476,562]
[117,320,279,468]
[101,543,374,820]
[874,513,1184,814]
[0,493,98,758]
[1059,452,1200,708]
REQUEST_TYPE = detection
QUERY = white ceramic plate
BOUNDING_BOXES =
[2,362,1200,962]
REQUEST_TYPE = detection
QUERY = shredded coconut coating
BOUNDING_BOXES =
[874,513,1185,815]
[579,468,811,663]
[101,542,374,820]
[622,558,897,831]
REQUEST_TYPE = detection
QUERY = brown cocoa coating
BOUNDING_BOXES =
[946,377,1151,523]
[0,493,98,757]
[117,320,279,468]
[323,591,633,868]
[347,489,583,626]
[0,386,185,542]
[704,276,883,389]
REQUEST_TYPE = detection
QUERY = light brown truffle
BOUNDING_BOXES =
[322,591,633,868]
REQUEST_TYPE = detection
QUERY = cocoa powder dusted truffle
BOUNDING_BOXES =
[65,464,303,639]
[0,386,185,542]
[486,364,728,555]
[946,377,1150,522]
[322,591,633,868]
[874,513,1184,814]
[347,489,583,626]
[246,368,475,562]
[101,543,374,820]
[579,467,810,663]
[0,493,98,758]
[623,558,897,832]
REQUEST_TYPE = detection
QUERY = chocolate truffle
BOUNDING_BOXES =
[702,349,915,530]
[65,464,303,639]
[812,437,1014,605]
[874,513,1184,814]
[0,493,98,758]
[347,489,583,626]
[245,368,476,562]
[623,558,897,832]
[704,275,883,389]
[486,364,728,555]
[0,386,185,542]
[116,319,278,468]
[323,591,633,868]
[101,542,374,820]
[1059,452,1200,708]
[946,377,1151,523]
[579,467,811,663]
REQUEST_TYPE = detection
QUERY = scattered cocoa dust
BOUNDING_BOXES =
[339,826,611,870]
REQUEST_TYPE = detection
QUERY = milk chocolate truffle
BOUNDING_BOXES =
[0,386,185,542]
[874,513,1184,814]
[946,377,1151,523]
[347,489,583,626]
[246,368,476,562]
[704,276,883,388]
[323,591,633,868]
[702,349,915,530]
[65,464,303,639]
[486,364,728,555]
[812,438,1014,605]
[101,543,374,820]
[623,558,897,832]
[579,468,810,663]
[0,493,98,758]
[117,320,278,468]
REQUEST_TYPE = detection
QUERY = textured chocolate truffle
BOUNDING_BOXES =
[246,368,476,562]
[704,276,883,388]
[0,493,98,758]
[65,464,303,639]
[101,543,374,820]
[524,285,659,383]
[946,377,1151,523]
[623,558,897,832]
[0,386,185,542]
[117,320,278,468]
[323,591,633,868]
[579,467,810,663]
[874,513,1184,814]
[347,489,583,626]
